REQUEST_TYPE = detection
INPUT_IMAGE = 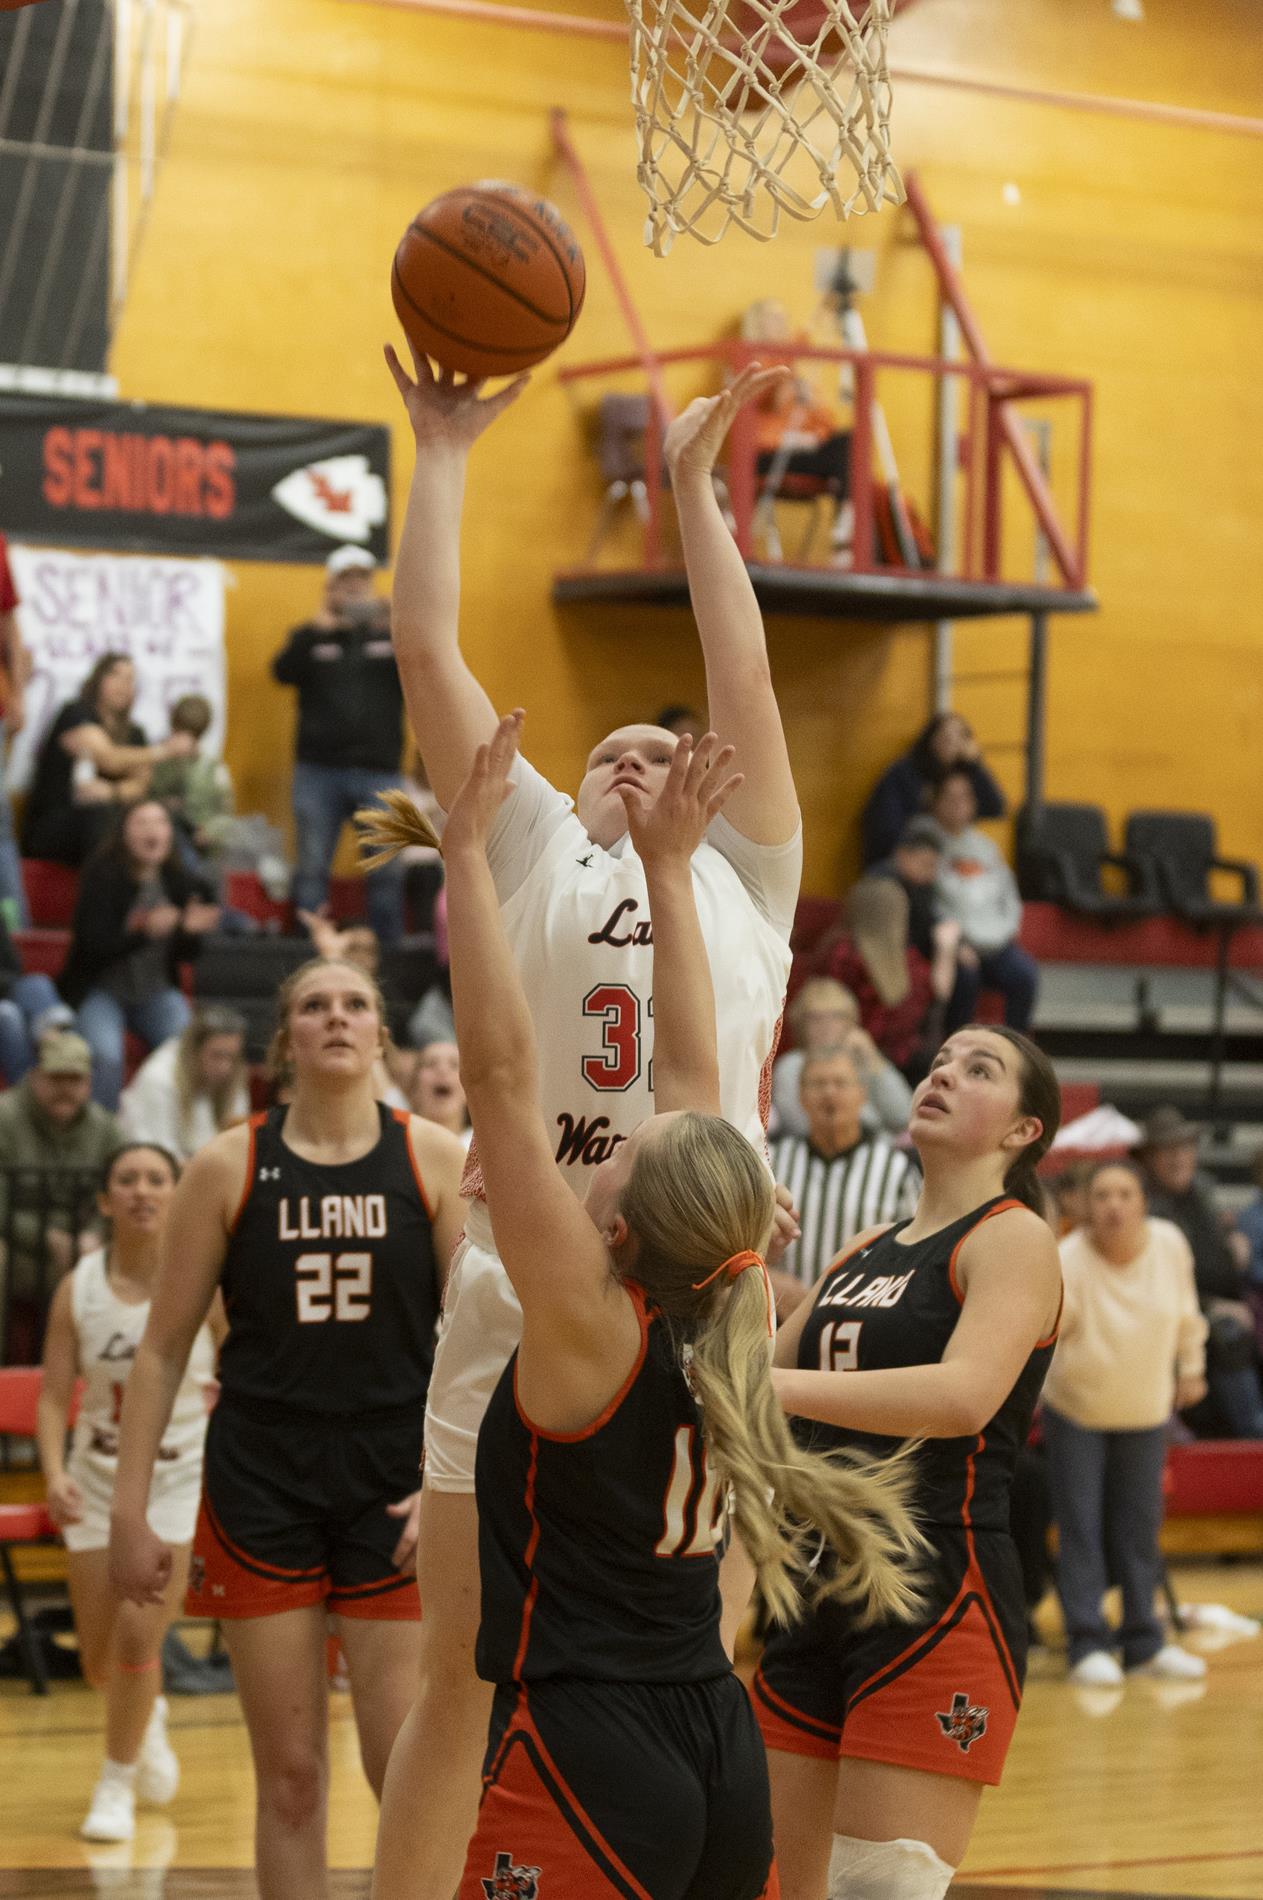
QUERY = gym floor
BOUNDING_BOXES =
[1,1561,1259,1898]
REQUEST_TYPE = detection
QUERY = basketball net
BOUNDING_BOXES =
[625,0,902,254]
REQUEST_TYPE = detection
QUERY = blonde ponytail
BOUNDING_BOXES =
[622,1113,924,1629]
[688,1266,925,1628]
[355,789,441,870]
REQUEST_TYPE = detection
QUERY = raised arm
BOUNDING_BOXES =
[664,363,800,846]
[109,1129,247,1604]
[618,733,743,1115]
[441,711,612,1337]
[383,344,528,808]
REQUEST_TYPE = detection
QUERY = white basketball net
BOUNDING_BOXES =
[625,0,902,254]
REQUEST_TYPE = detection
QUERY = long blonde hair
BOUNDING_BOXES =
[622,1113,923,1627]
[174,1007,247,1148]
[845,877,911,1007]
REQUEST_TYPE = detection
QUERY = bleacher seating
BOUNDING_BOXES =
[1016,801,1157,922]
[1161,1441,1263,1557]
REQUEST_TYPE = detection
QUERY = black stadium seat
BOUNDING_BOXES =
[1016,801,1157,921]
[1123,810,1262,928]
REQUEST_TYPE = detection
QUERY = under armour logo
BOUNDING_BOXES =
[482,1851,541,1898]
[259,1167,281,1181]
[935,1691,988,1752]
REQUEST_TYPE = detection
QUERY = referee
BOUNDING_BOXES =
[769,1048,918,1310]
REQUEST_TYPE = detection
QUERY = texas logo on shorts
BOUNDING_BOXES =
[935,1691,989,1753]
[482,1851,542,1899]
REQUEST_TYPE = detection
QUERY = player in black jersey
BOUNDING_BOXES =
[754,1025,1063,1900]
[108,955,465,1900]
[436,714,921,1900]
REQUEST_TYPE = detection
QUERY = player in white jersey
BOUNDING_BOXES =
[37,1144,221,1844]
[369,352,803,1899]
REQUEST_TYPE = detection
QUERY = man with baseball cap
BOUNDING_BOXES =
[1135,1105,1263,1437]
[272,546,406,941]
[0,1032,123,1358]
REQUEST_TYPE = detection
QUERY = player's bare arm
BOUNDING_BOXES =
[405,1114,467,1297]
[773,1205,1061,1437]
[385,342,528,808]
[620,731,744,1117]
[665,362,800,846]
[109,1127,249,1605]
[442,712,629,1365]
[36,1278,84,1531]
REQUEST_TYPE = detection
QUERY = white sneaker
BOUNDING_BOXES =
[81,1773,136,1843]
[1068,1650,1124,1686]
[1132,1643,1207,1681]
[136,1695,180,1806]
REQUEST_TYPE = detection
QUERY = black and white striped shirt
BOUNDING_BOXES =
[770,1132,920,1285]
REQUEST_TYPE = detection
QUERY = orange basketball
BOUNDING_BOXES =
[391,182,586,380]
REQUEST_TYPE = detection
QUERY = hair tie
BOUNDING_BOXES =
[692,1249,765,1292]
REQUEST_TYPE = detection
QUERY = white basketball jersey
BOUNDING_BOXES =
[69,1249,215,1467]
[460,805,792,1209]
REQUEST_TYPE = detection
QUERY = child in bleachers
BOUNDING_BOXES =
[151,695,288,901]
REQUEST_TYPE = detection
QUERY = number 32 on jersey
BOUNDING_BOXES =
[581,985,653,1093]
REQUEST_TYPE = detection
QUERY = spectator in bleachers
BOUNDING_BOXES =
[868,815,965,1001]
[119,1007,250,1162]
[0,906,67,1082]
[0,530,32,926]
[0,1031,122,1358]
[743,299,854,564]
[1237,1148,1263,1349]
[1043,1161,1208,1684]
[861,711,1005,866]
[1135,1106,1263,1438]
[804,876,938,1080]
[21,654,195,869]
[150,694,290,907]
[768,1048,919,1313]
[61,801,220,1110]
[771,975,912,1137]
[272,546,406,943]
[929,766,1039,1033]
[405,1038,470,1149]
[1050,1159,1094,1237]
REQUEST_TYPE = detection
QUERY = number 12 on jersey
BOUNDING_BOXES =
[820,1319,861,1372]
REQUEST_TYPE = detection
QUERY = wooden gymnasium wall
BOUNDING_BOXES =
[108,0,1263,895]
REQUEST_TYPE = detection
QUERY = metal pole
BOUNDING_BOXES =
[1026,612,1048,812]
[933,223,961,712]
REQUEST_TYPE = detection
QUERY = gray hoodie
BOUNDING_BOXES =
[931,823,1022,953]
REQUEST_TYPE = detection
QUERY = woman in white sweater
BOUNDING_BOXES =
[1044,1161,1208,1686]
[119,1006,249,1161]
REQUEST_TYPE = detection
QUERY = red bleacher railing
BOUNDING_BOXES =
[556,339,1092,593]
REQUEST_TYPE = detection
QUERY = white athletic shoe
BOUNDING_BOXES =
[136,1695,180,1806]
[1068,1650,1124,1686]
[81,1774,136,1843]
[1131,1643,1208,1681]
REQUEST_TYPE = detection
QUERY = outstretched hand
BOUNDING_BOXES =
[384,340,529,455]
[442,710,523,855]
[664,361,791,481]
[619,732,743,866]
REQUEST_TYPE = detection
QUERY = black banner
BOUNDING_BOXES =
[0,395,391,564]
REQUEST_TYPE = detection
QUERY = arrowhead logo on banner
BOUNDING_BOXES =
[271,454,387,545]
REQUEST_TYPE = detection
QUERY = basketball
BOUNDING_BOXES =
[391,182,586,379]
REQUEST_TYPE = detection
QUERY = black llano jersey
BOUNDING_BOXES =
[475,1283,730,1686]
[794,1196,1059,1532]
[217,1105,440,1416]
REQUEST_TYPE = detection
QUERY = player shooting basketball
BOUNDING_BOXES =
[369,346,802,1900]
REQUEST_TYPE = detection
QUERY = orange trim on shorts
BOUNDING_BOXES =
[946,1197,1025,1305]
[187,1497,327,1621]
[752,1665,844,1762]
[459,1689,656,1900]
[330,1574,421,1621]
[228,1114,265,1235]
[396,1108,436,1221]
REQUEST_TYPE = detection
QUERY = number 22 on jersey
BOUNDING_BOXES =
[294,1251,372,1323]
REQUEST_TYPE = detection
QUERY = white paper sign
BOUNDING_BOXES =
[5,545,227,793]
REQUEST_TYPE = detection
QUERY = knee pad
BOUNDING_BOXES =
[827,1834,955,1900]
